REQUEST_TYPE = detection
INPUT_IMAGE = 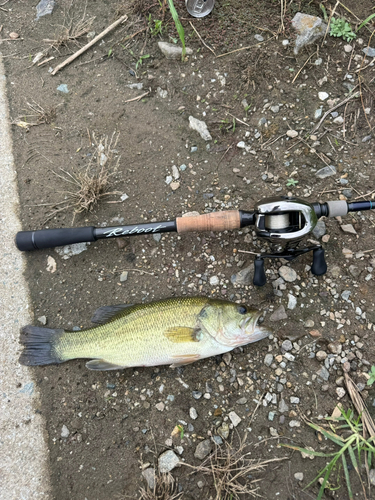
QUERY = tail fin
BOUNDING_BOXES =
[19,325,65,366]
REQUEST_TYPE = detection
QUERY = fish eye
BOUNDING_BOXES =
[237,305,247,315]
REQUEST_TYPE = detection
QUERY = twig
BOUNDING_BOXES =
[261,134,286,150]
[354,189,375,200]
[292,51,316,83]
[249,392,265,424]
[0,38,24,42]
[225,112,249,127]
[51,14,128,75]
[310,91,360,135]
[124,91,150,103]
[217,35,277,58]
[189,21,216,57]
[355,57,375,73]
[322,0,339,45]
[38,56,55,66]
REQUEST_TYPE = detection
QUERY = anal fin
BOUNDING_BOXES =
[86,359,126,371]
[170,354,201,368]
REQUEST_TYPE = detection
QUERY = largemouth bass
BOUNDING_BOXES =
[19,296,270,371]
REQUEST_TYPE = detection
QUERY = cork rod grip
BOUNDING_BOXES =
[176,210,241,233]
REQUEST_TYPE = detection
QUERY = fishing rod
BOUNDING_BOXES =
[15,196,373,286]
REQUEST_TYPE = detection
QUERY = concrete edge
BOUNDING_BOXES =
[0,54,51,499]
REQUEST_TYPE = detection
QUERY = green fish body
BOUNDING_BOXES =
[19,296,269,371]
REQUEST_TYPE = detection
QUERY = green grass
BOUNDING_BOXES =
[168,0,186,59]
[281,407,375,500]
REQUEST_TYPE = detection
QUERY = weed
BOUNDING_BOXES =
[357,13,375,33]
[330,17,356,42]
[286,178,298,187]
[167,0,186,59]
[50,132,121,220]
[138,472,182,500]
[148,14,163,37]
[367,365,375,387]
[136,54,150,70]
[176,424,184,439]
[281,407,375,500]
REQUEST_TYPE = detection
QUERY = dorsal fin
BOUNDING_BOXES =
[91,304,134,324]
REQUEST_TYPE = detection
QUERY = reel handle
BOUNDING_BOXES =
[311,247,327,276]
[253,257,267,287]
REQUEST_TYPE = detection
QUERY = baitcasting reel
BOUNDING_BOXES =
[15,196,373,287]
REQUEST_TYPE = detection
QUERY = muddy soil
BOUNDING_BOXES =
[1,0,375,499]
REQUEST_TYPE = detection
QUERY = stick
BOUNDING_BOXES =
[292,51,316,83]
[310,91,360,135]
[51,14,128,75]
[217,35,276,58]
[124,91,150,103]
[189,21,216,57]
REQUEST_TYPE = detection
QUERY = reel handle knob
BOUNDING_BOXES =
[311,247,327,276]
[253,257,267,287]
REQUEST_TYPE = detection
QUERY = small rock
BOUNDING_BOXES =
[170,182,180,191]
[318,92,329,101]
[172,165,180,180]
[362,135,372,143]
[363,47,375,58]
[341,224,357,235]
[55,242,89,259]
[304,319,314,328]
[57,84,69,94]
[38,315,47,325]
[369,469,375,486]
[287,294,297,310]
[218,422,230,439]
[270,305,288,322]
[281,340,293,351]
[120,271,128,282]
[341,290,351,302]
[228,411,242,427]
[301,447,315,460]
[289,420,301,428]
[230,265,254,286]
[316,366,330,381]
[210,276,220,286]
[189,116,212,141]
[194,439,213,460]
[237,141,246,149]
[270,105,280,113]
[212,436,223,445]
[336,387,346,399]
[192,391,202,400]
[36,0,55,20]
[287,130,298,138]
[264,353,274,367]
[290,397,300,404]
[142,468,156,489]
[158,41,193,60]
[9,32,20,39]
[333,116,344,124]
[158,450,180,473]
[254,34,264,42]
[328,343,342,355]
[279,399,289,413]
[294,472,304,481]
[316,351,327,362]
[61,425,70,438]
[189,407,198,420]
[314,108,323,119]
[315,58,323,66]
[222,352,232,365]
[344,44,353,53]
[279,266,297,282]
[316,165,336,179]
[292,13,327,55]
[155,402,165,412]
[282,40,290,46]
[236,397,248,405]
[312,220,326,239]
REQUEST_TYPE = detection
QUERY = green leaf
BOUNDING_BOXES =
[168,0,186,59]
[341,454,354,500]
[357,13,375,32]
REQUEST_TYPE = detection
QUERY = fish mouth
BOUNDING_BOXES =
[241,311,263,334]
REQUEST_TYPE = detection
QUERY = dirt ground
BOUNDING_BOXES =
[2,0,375,498]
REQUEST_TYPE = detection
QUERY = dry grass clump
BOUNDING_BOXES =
[138,472,183,500]
[49,131,121,221]
[183,432,286,500]
[12,101,58,130]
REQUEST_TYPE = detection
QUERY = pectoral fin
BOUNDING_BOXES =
[86,359,126,371]
[170,354,201,368]
[164,327,201,343]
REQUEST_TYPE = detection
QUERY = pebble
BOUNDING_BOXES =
[228,411,242,427]
[155,402,165,411]
[279,399,289,413]
[237,141,246,148]
[333,116,344,124]
[172,165,180,180]
[287,294,297,310]
[270,305,288,322]
[170,182,180,191]
[254,34,264,42]
[282,40,289,46]
[189,116,212,141]
[370,469,375,486]
[165,175,172,185]
[344,44,353,53]
[294,472,304,481]
[222,352,232,365]
[316,366,330,381]
[341,224,357,235]
[286,130,298,138]
[218,422,230,439]
[279,266,297,282]
[318,92,329,100]
[236,397,248,405]
[363,47,375,58]
[38,315,47,325]
[336,387,346,398]
[270,105,280,113]
[158,450,180,473]
[315,58,323,65]
[289,420,301,428]
[142,468,155,489]
[61,425,70,438]
[281,340,293,351]
[209,276,220,286]
[120,271,128,282]
[194,439,213,460]
[230,265,253,286]
[192,391,202,399]
[290,397,300,404]
[189,407,198,420]
[264,353,274,366]
[314,108,323,119]
[362,135,372,143]
[312,220,326,239]
[315,165,336,179]
[316,351,327,361]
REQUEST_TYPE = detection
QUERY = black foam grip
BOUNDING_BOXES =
[15,226,96,251]
[311,247,327,276]
[253,258,267,287]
